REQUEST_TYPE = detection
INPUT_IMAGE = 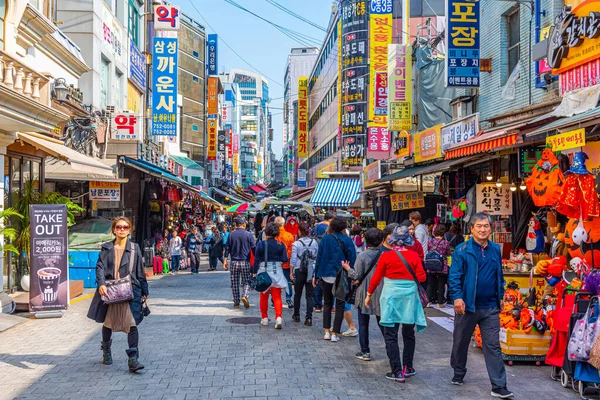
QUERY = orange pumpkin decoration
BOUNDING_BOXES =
[526,147,565,207]
[564,217,600,267]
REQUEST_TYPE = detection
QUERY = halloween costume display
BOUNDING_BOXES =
[526,146,565,207]
[556,152,600,220]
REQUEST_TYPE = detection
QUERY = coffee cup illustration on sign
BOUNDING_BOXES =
[37,267,61,304]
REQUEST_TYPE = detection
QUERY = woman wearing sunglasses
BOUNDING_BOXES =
[87,216,149,373]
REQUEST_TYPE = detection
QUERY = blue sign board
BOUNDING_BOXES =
[152,37,178,136]
[129,39,146,92]
[445,0,480,87]
[370,0,393,14]
[207,34,218,76]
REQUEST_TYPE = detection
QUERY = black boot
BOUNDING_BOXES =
[101,340,113,365]
[126,347,145,372]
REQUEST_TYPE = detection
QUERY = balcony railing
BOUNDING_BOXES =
[0,49,51,107]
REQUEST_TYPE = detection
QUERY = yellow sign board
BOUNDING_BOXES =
[394,130,410,159]
[297,77,309,158]
[377,221,386,230]
[388,44,413,131]
[364,160,381,187]
[414,124,443,163]
[317,163,335,179]
[89,181,121,201]
[546,128,585,152]
[369,12,392,127]
[390,191,425,211]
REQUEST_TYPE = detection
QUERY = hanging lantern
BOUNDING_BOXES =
[352,209,361,218]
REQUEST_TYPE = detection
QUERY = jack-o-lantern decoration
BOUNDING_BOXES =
[564,217,600,267]
[526,147,564,207]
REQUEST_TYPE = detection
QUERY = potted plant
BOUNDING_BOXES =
[12,181,84,291]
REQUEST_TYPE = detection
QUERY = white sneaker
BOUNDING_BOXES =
[342,328,358,337]
[275,317,283,329]
[324,332,331,340]
[331,334,340,342]
[260,318,269,326]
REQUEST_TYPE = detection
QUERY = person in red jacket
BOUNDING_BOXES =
[366,225,426,383]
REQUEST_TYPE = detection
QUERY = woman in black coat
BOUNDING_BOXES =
[87,217,149,372]
[206,226,224,271]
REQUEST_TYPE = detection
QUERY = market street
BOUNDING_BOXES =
[0,258,580,400]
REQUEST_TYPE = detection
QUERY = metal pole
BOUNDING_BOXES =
[402,0,410,45]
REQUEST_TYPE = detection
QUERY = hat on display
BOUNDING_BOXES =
[569,152,591,175]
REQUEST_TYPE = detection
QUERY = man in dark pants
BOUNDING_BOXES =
[224,217,256,308]
[186,226,203,274]
[448,213,513,399]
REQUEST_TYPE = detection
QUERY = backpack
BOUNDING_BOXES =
[424,240,445,272]
[298,239,315,273]
[315,223,328,242]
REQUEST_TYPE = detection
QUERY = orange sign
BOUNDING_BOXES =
[298,77,308,158]
[207,118,217,160]
[414,124,442,163]
[390,192,425,211]
[207,77,218,115]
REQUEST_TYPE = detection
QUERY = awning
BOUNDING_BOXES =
[276,187,292,197]
[416,155,485,175]
[17,132,114,177]
[377,164,434,183]
[249,185,266,194]
[44,159,126,182]
[200,191,222,207]
[169,154,203,170]
[444,120,531,160]
[121,156,197,191]
[289,187,314,202]
[211,187,247,205]
[257,183,268,190]
[310,179,360,207]
[525,106,600,138]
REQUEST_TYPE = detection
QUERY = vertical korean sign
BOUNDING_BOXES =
[368,0,392,159]
[297,77,308,158]
[207,118,217,160]
[152,37,178,136]
[207,77,218,115]
[232,133,239,174]
[445,0,480,87]
[29,205,68,313]
[207,34,218,76]
[340,0,369,166]
[388,44,413,132]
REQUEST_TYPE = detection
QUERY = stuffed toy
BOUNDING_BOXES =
[520,308,535,333]
[504,282,523,304]
[536,259,552,276]
[547,256,568,278]
[556,152,600,220]
[564,217,600,267]
[526,146,565,207]
[526,216,546,253]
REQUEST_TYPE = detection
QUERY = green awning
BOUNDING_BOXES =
[377,164,436,183]
[277,188,292,197]
[169,155,203,170]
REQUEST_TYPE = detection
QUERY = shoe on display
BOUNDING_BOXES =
[355,351,371,361]
[260,318,269,326]
[275,317,283,329]
[491,388,514,399]
[342,328,358,337]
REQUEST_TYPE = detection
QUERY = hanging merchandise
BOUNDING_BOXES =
[565,217,600,267]
[525,146,565,207]
[556,152,600,220]
[526,216,546,253]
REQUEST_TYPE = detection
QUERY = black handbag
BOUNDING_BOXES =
[345,249,382,305]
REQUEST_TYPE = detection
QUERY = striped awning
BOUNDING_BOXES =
[310,179,360,207]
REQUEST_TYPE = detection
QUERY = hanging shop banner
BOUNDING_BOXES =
[207,118,217,161]
[89,181,121,201]
[368,0,392,145]
[441,113,480,151]
[390,191,425,211]
[101,3,124,63]
[111,112,139,140]
[207,77,218,115]
[476,184,513,215]
[29,204,69,313]
[445,0,481,87]
[154,4,180,31]
[129,39,146,92]
[288,145,294,183]
[151,37,178,136]
[338,19,343,129]
[340,0,369,166]
[393,130,410,159]
[298,77,308,158]
[298,169,307,188]
[546,128,586,152]
[207,34,218,76]
[232,133,239,173]
[317,163,336,179]
[548,2,600,75]
[217,130,226,178]
[388,44,413,131]
[364,160,381,187]
[414,124,443,163]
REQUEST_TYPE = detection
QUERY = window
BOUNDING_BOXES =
[128,1,140,46]
[192,124,199,132]
[191,176,202,186]
[100,58,110,108]
[507,9,520,76]
[0,0,6,50]
[193,76,199,83]
[115,70,124,108]
[192,50,199,58]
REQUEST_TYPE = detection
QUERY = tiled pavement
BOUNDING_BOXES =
[0,256,581,400]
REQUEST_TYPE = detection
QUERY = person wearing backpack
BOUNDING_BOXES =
[290,222,319,326]
[425,225,451,308]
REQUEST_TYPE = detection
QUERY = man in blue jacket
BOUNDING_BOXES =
[448,213,513,399]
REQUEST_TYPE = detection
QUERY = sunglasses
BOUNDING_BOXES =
[115,225,130,230]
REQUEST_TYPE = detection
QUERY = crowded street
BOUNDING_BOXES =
[0,256,578,400]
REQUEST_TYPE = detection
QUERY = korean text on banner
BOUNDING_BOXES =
[441,113,480,151]
[546,128,586,152]
[129,39,146,92]
[207,77,218,115]
[388,44,413,131]
[318,163,335,179]
[298,169,307,188]
[298,77,308,158]
[152,37,178,136]
[364,160,381,187]
[393,130,410,159]
[90,181,121,201]
[207,34,218,76]
[154,5,180,30]
[217,130,226,178]
[390,192,425,211]
[414,124,443,163]
[29,204,69,313]
[476,184,513,215]
[208,119,217,161]
[111,112,139,140]
[445,0,480,87]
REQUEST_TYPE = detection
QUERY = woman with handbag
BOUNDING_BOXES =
[312,216,357,343]
[365,226,427,383]
[87,217,149,373]
[206,227,224,271]
[253,222,289,329]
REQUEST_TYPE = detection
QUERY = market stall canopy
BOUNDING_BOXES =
[377,164,433,183]
[276,187,292,197]
[255,199,315,216]
[18,132,114,178]
[226,203,252,214]
[200,191,222,207]
[212,187,247,205]
[44,159,126,182]
[249,185,266,194]
[525,106,600,138]
[169,154,204,170]
[415,155,485,175]
[288,187,314,202]
[121,156,199,194]
[257,183,268,190]
[310,179,360,208]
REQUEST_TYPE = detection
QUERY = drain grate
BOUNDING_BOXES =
[226,317,261,325]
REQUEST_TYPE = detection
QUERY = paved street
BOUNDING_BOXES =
[0,257,581,400]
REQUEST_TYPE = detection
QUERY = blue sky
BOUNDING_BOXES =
[181,0,335,159]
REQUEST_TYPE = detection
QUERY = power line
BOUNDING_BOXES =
[264,0,327,32]
[185,0,285,88]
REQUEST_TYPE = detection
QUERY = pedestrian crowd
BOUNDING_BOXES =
[88,210,514,399]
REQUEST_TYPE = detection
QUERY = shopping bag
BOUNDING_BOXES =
[588,332,600,369]
[567,305,597,361]
[162,259,169,274]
